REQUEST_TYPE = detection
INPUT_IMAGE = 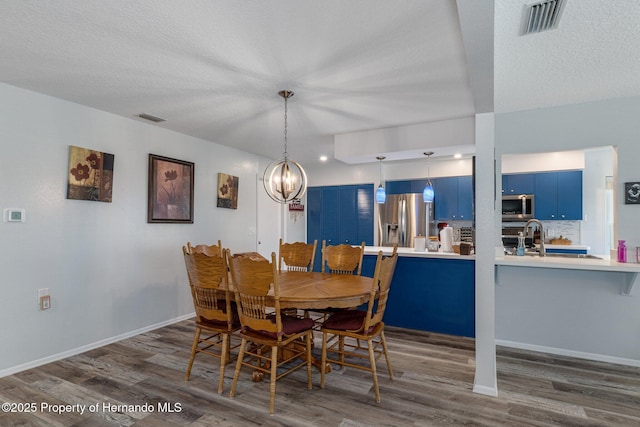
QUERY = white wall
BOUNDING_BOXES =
[0,83,273,375]
[494,96,640,364]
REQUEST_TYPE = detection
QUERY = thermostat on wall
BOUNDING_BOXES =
[3,208,26,223]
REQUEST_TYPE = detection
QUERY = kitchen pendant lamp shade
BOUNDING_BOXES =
[263,90,308,203]
[376,185,386,204]
[423,184,434,203]
[423,151,435,203]
[375,156,386,204]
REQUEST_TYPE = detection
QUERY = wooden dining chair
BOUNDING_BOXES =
[320,246,398,403]
[278,238,317,272]
[227,250,315,415]
[321,240,365,275]
[310,240,367,325]
[182,246,240,394]
[187,240,223,257]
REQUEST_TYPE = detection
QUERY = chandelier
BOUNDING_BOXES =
[263,90,308,203]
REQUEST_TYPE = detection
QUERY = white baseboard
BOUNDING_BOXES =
[473,384,498,397]
[496,339,640,368]
[0,313,194,378]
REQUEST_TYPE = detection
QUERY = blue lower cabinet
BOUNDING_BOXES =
[362,255,475,337]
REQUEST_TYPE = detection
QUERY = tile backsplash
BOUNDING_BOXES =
[504,220,581,244]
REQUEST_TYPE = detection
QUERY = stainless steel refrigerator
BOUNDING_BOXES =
[377,194,435,248]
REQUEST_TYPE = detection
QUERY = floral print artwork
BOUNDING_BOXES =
[67,146,114,202]
[217,172,239,209]
[148,154,194,223]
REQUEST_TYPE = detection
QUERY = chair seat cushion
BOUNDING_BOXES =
[280,314,315,335]
[323,309,369,332]
[252,314,314,339]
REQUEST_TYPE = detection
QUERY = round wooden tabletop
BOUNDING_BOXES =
[276,271,373,309]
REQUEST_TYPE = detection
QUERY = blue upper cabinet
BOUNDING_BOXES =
[502,173,535,194]
[434,176,472,221]
[557,171,583,220]
[457,176,473,221]
[385,180,411,194]
[534,171,582,220]
[533,172,558,220]
[307,184,374,271]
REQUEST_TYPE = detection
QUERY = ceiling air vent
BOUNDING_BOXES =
[136,113,166,123]
[522,0,566,35]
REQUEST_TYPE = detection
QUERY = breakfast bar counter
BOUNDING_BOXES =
[363,246,475,337]
[495,254,640,295]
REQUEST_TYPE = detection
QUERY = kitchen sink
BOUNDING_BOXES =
[524,252,602,259]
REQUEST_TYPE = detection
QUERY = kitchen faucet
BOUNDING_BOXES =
[523,219,545,257]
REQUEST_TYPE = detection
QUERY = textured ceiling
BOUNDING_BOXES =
[1,1,638,165]
[495,0,640,113]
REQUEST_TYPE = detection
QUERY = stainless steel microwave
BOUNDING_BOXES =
[502,194,534,221]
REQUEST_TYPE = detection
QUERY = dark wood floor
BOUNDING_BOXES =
[1,320,639,426]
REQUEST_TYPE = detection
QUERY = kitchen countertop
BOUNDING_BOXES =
[364,246,475,260]
[495,254,640,295]
[495,254,639,272]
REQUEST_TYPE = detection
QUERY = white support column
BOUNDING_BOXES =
[473,112,498,396]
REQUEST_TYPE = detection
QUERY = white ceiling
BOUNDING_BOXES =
[0,0,638,165]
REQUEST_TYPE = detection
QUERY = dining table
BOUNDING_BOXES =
[243,268,376,380]
[276,270,374,310]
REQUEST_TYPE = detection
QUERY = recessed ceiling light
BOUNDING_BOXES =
[454,153,462,159]
[319,155,328,162]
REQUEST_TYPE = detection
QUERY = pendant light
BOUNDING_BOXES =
[263,90,308,203]
[375,156,386,203]
[423,151,435,203]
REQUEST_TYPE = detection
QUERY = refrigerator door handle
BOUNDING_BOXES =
[399,198,406,247]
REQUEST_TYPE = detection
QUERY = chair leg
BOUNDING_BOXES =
[269,345,278,415]
[185,327,201,381]
[367,339,380,403]
[380,330,393,380]
[339,336,345,366]
[229,337,247,398]
[217,333,229,395]
[306,332,313,390]
[320,331,328,388]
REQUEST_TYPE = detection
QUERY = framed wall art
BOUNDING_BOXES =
[67,145,115,203]
[624,182,640,205]
[217,172,239,209]
[148,154,194,223]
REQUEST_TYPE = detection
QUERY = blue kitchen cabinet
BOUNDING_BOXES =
[434,176,472,221]
[533,172,558,220]
[307,184,374,271]
[338,185,358,244]
[385,180,411,194]
[502,173,535,195]
[356,184,374,246]
[457,176,473,220]
[557,170,582,220]
[410,178,429,194]
[534,171,582,220]
[434,177,457,220]
[362,255,475,337]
